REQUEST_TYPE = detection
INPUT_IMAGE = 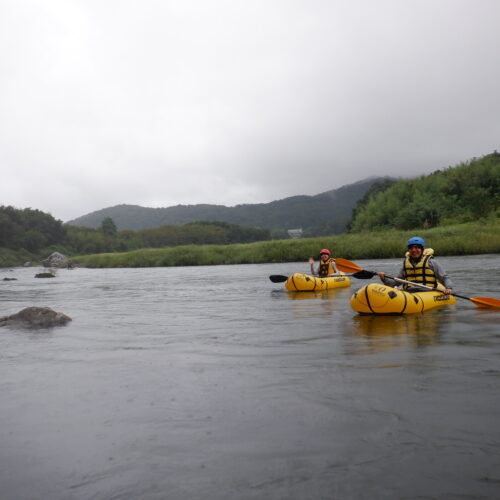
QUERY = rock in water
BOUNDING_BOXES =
[42,252,67,268]
[0,307,72,328]
[35,272,56,278]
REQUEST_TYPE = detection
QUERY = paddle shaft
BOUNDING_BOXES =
[386,275,449,293]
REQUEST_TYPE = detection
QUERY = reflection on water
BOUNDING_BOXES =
[349,311,446,351]
[284,289,354,321]
[352,310,445,336]
[285,289,345,300]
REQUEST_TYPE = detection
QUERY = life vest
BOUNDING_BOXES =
[318,258,336,277]
[403,248,437,288]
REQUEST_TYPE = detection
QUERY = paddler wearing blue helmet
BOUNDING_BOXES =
[377,236,454,295]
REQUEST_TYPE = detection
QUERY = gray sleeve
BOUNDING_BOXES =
[429,260,453,289]
[381,266,405,287]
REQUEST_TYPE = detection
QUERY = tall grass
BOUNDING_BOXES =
[0,248,35,268]
[73,220,500,268]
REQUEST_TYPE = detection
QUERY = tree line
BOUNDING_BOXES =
[68,219,271,254]
[0,206,66,252]
[0,208,271,257]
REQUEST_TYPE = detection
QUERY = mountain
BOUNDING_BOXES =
[66,177,390,234]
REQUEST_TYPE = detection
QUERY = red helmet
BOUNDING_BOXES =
[319,248,331,256]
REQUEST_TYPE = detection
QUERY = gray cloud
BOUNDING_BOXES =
[1,0,499,221]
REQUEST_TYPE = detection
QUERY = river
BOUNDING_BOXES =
[1,255,499,499]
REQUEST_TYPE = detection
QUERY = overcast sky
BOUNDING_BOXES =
[1,0,499,222]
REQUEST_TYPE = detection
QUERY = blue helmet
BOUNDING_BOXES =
[407,236,425,247]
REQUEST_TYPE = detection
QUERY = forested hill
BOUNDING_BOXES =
[349,152,500,231]
[66,177,387,235]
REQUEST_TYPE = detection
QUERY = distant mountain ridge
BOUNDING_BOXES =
[66,178,389,234]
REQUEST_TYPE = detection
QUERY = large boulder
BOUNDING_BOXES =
[0,307,72,328]
[42,252,67,268]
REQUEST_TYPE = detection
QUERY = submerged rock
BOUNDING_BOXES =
[0,307,72,328]
[3,277,17,281]
[35,272,56,278]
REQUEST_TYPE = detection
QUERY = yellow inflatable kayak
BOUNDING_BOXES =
[285,272,351,292]
[350,283,456,314]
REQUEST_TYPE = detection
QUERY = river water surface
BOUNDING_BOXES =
[1,255,499,499]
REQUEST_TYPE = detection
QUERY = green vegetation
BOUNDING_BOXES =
[0,206,66,252]
[74,220,500,268]
[100,217,118,236]
[347,178,398,231]
[0,247,34,268]
[0,206,272,267]
[65,220,271,255]
[350,152,500,231]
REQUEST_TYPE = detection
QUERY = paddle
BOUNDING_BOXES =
[269,270,373,283]
[335,258,500,308]
[269,275,289,283]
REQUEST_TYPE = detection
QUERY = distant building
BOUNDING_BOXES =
[287,228,303,239]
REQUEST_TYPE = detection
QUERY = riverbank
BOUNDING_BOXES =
[71,220,500,268]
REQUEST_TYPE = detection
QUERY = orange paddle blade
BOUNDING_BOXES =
[469,296,500,308]
[335,258,363,273]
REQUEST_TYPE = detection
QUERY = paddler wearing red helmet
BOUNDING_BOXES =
[308,248,339,277]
